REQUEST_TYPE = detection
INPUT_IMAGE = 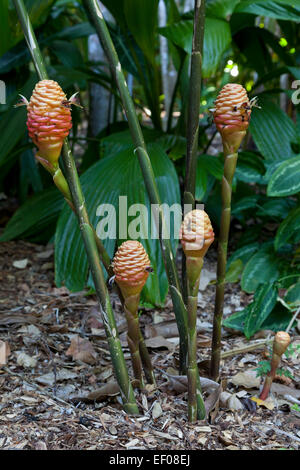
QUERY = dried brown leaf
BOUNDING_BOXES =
[66,335,98,365]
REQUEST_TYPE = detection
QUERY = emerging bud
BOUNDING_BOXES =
[113,241,151,297]
[273,331,291,357]
[213,83,252,153]
[26,80,72,166]
[180,209,214,259]
[259,331,291,401]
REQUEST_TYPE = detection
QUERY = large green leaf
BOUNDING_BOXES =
[244,284,278,339]
[5,0,55,54]
[235,152,265,184]
[267,156,300,197]
[241,244,280,292]
[234,1,300,21]
[0,75,36,170]
[275,206,300,250]
[158,16,231,77]
[55,143,180,306]
[0,0,10,56]
[249,98,297,161]
[285,282,300,308]
[0,187,63,242]
[124,0,159,64]
[207,0,240,18]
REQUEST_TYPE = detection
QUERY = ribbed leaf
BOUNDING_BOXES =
[223,307,249,332]
[267,156,300,197]
[244,284,278,339]
[158,17,231,77]
[225,259,243,283]
[285,282,300,307]
[241,245,280,293]
[0,187,63,242]
[275,206,300,250]
[227,242,260,268]
[249,99,297,161]
[234,1,300,21]
[55,143,180,306]
[257,198,296,218]
[235,152,265,184]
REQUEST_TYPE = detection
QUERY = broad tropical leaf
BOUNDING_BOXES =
[55,143,180,306]
[158,16,231,77]
[267,156,300,197]
[250,98,297,161]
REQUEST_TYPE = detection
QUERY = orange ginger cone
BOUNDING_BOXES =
[210,84,257,381]
[180,209,214,422]
[20,80,75,199]
[113,241,155,387]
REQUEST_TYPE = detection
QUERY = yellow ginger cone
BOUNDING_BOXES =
[213,83,251,153]
[26,80,72,168]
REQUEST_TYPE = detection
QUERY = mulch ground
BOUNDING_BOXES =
[0,240,300,450]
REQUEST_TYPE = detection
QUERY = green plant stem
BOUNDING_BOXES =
[116,286,156,386]
[182,0,206,307]
[14,0,139,415]
[210,150,238,381]
[83,0,189,374]
[186,256,206,422]
[166,53,185,133]
[184,0,206,209]
[123,294,147,389]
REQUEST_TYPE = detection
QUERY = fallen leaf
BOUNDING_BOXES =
[251,396,275,410]
[70,381,120,403]
[0,341,10,366]
[230,370,261,389]
[66,335,98,364]
[152,401,163,419]
[271,383,300,399]
[16,351,37,368]
[145,336,175,350]
[13,259,28,269]
[36,368,77,386]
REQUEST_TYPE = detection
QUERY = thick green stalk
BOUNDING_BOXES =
[123,294,146,388]
[186,256,206,422]
[83,0,189,373]
[14,0,139,415]
[182,0,206,307]
[184,0,206,208]
[210,151,238,381]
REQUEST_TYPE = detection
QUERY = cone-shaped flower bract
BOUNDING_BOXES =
[113,240,151,298]
[213,83,251,153]
[180,209,215,259]
[27,80,72,166]
[180,209,214,422]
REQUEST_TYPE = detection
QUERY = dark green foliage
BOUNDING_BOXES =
[2,0,300,337]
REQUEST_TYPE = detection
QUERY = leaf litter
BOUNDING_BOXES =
[0,240,299,449]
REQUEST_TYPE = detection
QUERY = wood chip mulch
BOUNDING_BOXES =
[0,240,299,450]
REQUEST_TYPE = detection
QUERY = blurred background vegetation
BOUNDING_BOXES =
[1,0,300,337]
